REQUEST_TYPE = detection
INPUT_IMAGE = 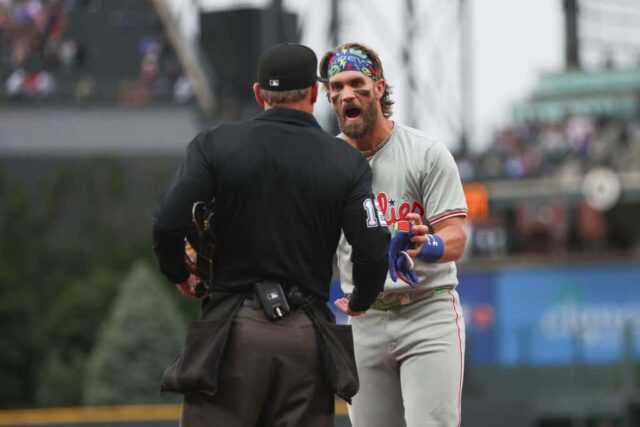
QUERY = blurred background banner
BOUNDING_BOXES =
[1,0,640,426]
[494,264,640,366]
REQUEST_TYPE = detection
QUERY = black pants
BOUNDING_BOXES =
[180,306,334,427]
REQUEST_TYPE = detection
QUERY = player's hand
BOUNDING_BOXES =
[334,297,365,317]
[176,274,206,298]
[405,213,429,258]
[388,220,420,287]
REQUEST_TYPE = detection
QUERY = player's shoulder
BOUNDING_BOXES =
[395,124,440,147]
[394,123,450,155]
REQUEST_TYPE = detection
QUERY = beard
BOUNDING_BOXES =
[338,99,379,139]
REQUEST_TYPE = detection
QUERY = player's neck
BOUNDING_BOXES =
[345,117,394,154]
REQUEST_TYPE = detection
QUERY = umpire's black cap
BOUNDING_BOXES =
[258,42,327,91]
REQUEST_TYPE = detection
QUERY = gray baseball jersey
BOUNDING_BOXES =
[337,123,468,295]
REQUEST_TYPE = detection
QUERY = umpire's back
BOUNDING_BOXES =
[197,107,386,300]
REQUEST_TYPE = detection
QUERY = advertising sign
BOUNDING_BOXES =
[495,265,640,365]
[458,272,497,365]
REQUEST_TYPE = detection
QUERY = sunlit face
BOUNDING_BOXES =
[327,71,380,138]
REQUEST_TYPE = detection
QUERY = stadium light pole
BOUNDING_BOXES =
[459,0,473,156]
[329,0,340,47]
[564,0,582,70]
[327,0,341,136]
[265,0,284,46]
[403,0,418,128]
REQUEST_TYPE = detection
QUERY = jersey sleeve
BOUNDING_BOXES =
[341,156,390,312]
[422,142,468,226]
[153,131,215,283]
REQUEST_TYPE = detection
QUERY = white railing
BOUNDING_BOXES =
[153,0,216,116]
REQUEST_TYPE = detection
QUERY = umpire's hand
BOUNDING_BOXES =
[176,274,204,297]
[334,298,365,317]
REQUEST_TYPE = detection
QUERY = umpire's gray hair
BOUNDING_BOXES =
[260,87,310,106]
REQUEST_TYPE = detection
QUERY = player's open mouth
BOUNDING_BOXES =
[343,106,362,119]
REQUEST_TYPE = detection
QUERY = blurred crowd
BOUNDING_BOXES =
[125,31,193,106]
[457,114,640,181]
[456,112,640,258]
[112,0,192,106]
[0,0,192,104]
[0,0,79,99]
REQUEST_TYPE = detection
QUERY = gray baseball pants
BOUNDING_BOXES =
[348,289,465,427]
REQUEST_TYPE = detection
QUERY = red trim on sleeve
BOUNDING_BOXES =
[428,209,468,226]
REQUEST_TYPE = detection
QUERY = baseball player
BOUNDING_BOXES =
[320,42,468,427]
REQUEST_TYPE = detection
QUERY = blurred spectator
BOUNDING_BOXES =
[137,31,186,103]
[566,115,596,157]
[5,67,55,98]
[5,67,24,95]
[455,154,475,182]
[110,0,157,28]
[540,122,567,162]
[577,202,608,251]
[57,37,77,69]
[470,218,508,257]
[75,73,94,103]
[35,67,54,95]
[173,73,192,103]
[118,76,148,106]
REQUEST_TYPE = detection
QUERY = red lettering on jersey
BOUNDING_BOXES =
[412,201,425,218]
[376,192,426,225]
[398,202,411,220]
[377,192,388,217]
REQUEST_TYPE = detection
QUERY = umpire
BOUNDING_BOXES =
[152,43,389,427]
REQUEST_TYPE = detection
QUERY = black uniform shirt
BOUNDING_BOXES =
[153,107,389,310]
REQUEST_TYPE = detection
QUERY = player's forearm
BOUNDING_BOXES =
[432,223,467,262]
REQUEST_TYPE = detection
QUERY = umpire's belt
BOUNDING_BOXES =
[370,286,453,310]
[242,287,309,310]
[242,295,261,309]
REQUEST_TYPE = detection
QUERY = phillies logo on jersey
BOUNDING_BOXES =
[376,192,425,225]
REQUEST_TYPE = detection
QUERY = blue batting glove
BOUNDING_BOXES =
[388,221,419,288]
[395,251,419,287]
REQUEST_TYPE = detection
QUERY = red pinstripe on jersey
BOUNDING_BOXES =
[449,290,464,427]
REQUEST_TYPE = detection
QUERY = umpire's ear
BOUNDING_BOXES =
[310,81,318,105]
[253,83,265,108]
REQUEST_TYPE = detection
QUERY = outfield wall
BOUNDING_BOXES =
[330,262,640,366]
